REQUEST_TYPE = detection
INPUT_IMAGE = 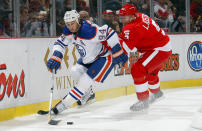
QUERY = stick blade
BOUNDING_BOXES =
[48,119,61,125]
[37,110,49,115]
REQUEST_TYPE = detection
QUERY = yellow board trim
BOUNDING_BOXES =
[0,78,201,122]
[160,79,202,89]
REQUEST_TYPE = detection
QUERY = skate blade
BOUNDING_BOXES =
[48,119,61,125]
[130,107,149,113]
[78,98,96,108]
[150,95,165,105]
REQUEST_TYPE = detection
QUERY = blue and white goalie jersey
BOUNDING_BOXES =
[53,20,120,64]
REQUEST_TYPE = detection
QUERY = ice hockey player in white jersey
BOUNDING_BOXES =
[46,10,128,114]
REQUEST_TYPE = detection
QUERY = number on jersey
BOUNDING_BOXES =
[124,30,130,40]
[142,14,165,36]
[98,29,106,40]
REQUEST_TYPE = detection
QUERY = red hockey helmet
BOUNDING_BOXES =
[119,3,138,16]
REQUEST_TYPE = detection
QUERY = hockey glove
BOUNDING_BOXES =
[111,44,128,66]
[47,50,63,73]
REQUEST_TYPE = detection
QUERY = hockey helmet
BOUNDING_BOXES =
[119,3,138,16]
[64,10,80,23]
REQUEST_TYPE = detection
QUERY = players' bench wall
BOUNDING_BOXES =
[0,35,201,121]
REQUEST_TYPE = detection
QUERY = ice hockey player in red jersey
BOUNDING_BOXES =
[119,3,172,111]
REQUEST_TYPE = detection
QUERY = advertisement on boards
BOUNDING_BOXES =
[187,41,202,72]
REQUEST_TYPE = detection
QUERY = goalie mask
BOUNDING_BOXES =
[64,10,80,24]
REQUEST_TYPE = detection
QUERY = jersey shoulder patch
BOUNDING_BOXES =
[77,20,97,39]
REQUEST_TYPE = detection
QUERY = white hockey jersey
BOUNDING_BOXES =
[53,20,120,64]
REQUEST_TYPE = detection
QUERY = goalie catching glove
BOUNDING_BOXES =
[47,50,63,73]
[111,44,128,66]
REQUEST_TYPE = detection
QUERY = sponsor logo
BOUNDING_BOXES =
[187,41,202,71]
[44,47,78,91]
[114,52,140,76]
[44,47,78,69]
[160,54,179,71]
[55,75,76,90]
[114,52,179,76]
[0,64,25,101]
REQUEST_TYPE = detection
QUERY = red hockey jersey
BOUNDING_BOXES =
[119,13,170,53]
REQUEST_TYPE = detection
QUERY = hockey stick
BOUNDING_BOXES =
[47,70,61,125]
[37,110,49,115]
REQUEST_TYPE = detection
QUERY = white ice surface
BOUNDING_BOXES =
[1,86,202,131]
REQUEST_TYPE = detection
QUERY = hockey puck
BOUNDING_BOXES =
[67,122,74,125]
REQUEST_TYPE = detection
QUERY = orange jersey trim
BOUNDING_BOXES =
[95,55,112,82]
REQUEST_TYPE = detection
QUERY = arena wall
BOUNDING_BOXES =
[0,34,201,121]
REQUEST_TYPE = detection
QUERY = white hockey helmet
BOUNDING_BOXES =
[64,10,80,23]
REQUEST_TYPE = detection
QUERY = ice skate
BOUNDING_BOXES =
[77,87,96,106]
[51,100,69,115]
[148,90,164,104]
[130,99,149,111]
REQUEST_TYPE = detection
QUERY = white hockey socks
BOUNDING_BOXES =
[54,73,94,114]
